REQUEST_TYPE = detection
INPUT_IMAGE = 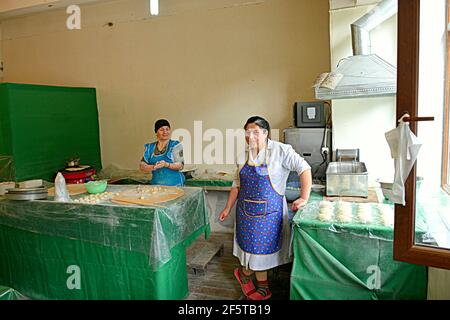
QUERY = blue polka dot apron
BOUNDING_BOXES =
[236,152,284,255]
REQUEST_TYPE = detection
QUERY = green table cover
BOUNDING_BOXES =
[290,197,428,300]
[184,179,232,188]
[0,285,27,300]
[0,185,210,299]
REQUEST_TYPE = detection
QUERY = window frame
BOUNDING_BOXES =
[394,0,450,270]
[442,0,450,195]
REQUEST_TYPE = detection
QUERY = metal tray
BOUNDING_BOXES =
[7,187,47,193]
[5,192,48,200]
[326,161,368,197]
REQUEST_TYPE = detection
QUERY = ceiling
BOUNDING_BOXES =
[330,0,383,10]
[0,0,386,22]
[0,0,110,21]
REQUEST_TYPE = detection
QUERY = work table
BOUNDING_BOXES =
[0,185,210,299]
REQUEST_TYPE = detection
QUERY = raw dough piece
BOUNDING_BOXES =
[356,204,373,223]
[318,205,334,222]
[320,207,334,215]
[319,200,333,209]
[336,202,353,223]
[357,211,373,224]
[336,206,352,217]
[336,213,352,223]
[113,186,185,206]
[318,213,333,222]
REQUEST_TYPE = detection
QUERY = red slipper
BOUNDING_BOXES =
[247,289,272,300]
[234,268,256,297]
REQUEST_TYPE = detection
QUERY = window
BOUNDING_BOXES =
[395,0,450,269]
[442,5,450,195]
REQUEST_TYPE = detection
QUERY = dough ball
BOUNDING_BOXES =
[318,213,333,222]
[320,207,333,215]
[357,211,373,224]
[380,212,394,226]
[336,214,352,223]
[319,201,333,209]
[358,203,370,211]
[337,207,352,217]
[337,201,352,212]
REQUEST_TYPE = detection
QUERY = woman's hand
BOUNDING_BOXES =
[292,198,308,212]
[154,160,169,170]
[219,207,231,222]
[139,162,153,173]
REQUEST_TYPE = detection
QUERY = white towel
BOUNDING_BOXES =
[384,120,422,205]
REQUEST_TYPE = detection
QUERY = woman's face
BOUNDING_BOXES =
[156,126,171,141]
[245,123,268,148]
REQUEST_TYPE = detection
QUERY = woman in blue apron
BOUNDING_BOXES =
[219,116,312,300]
[139,119,185,186]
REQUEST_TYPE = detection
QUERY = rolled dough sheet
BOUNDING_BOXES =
[112,186,185,206]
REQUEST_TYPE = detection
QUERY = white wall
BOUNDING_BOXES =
[0,0,331,171]
[428,267,450,300]
[329,5,397,184]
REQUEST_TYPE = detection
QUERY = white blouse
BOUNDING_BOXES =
[232,139,311,194]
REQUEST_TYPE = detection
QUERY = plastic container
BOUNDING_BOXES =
[84,180,108,194]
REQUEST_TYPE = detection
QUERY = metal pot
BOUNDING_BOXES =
[181,168,197,180]
[66,158,80,167]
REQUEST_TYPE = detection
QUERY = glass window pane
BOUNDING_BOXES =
[415,0,450,250]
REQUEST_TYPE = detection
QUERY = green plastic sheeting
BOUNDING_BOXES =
[0,83,102,182]
[0,224,207,300]
[108,178,233,188]
[184,179,232,188]
[290,201,428,300]
[0,285,27,300]
[0,185,209,269]
[0,185,210,299]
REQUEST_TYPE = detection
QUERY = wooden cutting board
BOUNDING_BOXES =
[110,199,167,208]
[48,184,87,196]
[111,186,185,207]
[324,188,380,203]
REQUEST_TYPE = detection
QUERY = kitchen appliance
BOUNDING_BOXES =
[326,161,368,197]
[293,101,328,128]
[66,157,80,168]
[61,167,96,184]
[284,127,332,181]
[181,167,197,180]
[60,158,96,184]
[335,149,360,162]
[314,0,397,100]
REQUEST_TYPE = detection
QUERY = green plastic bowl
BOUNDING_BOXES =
[85,180,108,194]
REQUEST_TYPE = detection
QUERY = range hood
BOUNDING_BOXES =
[315,0,397,100]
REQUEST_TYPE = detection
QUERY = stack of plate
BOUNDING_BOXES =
[4,186,48,201]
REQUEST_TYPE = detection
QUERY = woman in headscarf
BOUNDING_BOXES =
[219,116,312,300]
[139,119,185,186]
